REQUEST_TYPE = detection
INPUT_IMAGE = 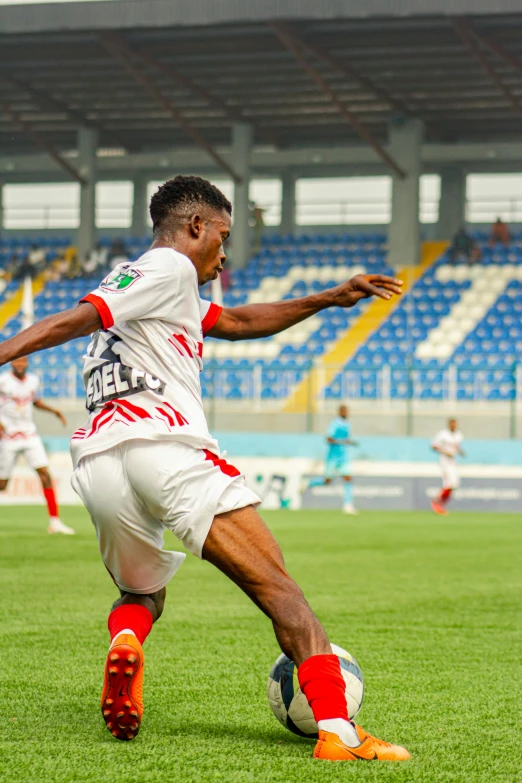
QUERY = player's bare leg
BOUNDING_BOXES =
[35,466,75,534]
[0,479,8,491]
[203,505,409,761]
[101,587,165,741]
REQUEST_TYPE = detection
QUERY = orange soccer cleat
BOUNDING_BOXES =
[100,633,144,741]
[313,724,411,762]
[431,500,448,516]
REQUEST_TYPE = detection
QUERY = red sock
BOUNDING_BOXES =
[439,488,452,505]
[298,654,348,722]
[43,487,58,518]
[108,604,153,646]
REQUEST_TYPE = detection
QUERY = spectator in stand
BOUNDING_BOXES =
[108,237,129,270]
[251,203,265,254]
[489,217,510,248]
[449,226,481,265]
[27,244,46,274]
[81,243,109,278]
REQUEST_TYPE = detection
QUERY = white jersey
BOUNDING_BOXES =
[432,428,463,465]
[71,248,223,467]
[0,371,40,440]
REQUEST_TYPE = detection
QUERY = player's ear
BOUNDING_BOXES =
[189,213,203,238]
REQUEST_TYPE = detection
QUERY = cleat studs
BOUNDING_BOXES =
[124,700,132,708]
[109,667,118,675]
[112,730,120,737]
[129,710,138,718]
[127,733,135,740]
[109,653,120,662]
[103,710,111,717]
[106,722,113,729]
[117,712,124,719]
[105,699,114,706]
[130,723,139,730]
[127,655,137,664]
[124,668,134,676]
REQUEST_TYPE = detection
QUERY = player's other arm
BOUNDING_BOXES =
[0,303,101,368]
[208,274,402,341]
[33,398,67,427]
[432,443,453,458]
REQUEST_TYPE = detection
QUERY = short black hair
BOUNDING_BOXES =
[149,175,232,232]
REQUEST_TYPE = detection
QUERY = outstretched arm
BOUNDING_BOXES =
[208,274,402,341]
[33,398,67,427]
[0,303,101,368]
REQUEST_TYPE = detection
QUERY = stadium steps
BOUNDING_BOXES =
[284,241,448,412]
[0,273,46,332]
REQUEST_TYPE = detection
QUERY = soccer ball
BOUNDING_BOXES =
[267,643,364,738]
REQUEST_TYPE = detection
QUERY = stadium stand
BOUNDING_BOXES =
[0,232,521,402]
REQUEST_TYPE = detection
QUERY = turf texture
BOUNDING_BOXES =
[0,506,520,783]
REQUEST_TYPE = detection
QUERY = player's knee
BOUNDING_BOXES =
[38,469,52,489]
[0,479,8,491]
[151,586,166,620]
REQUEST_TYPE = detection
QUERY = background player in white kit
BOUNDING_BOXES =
[0,356,74,534]
[431,418,465,516]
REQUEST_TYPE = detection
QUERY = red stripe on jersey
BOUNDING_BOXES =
[113,404,134,422]
[88,403,115,436]
[203,449,240,477]
[171,333,194,358]
[96,408,117,433]
[156,407,175,426]
[168,337,184,357]
[113,398,152,419]
[201,303,223,336]
[80,293,114,330]
[162,401,188,426]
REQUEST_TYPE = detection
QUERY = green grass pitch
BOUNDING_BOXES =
[0,506,520,783]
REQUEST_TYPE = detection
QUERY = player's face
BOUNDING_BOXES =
[195,210,231,286]
[339,405,348,419]
[11,357,28,378]
[449,419,457,432]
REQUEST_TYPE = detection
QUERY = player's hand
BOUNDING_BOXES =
[55,411,67,427]
[333,274,403,308]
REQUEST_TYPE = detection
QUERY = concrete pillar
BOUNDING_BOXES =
[388,118,423,270]
[76,128,97,260]
[131,174,149,237]
[280,170,296,235]
[436,166,466,240]
[231,123,253,267]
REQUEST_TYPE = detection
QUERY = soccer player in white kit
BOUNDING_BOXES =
[0,176,410,762]
[0,356,74,534]
[431,418,465,516]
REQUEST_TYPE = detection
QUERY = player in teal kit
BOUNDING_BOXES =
[325,404,358,514]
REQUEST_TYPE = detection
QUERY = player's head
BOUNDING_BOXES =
[339,404,349,419]
[448,418,457,432]
[149,175,232,286]
[11,356,28,378]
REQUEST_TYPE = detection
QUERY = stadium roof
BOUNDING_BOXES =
[2,3,522,166]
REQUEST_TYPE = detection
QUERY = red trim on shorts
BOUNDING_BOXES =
[201,303,223,336]
[203,449,240,477]
[80,293,114,330]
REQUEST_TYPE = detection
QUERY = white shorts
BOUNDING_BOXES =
[0,435,49,479]
[440,459,459,490]
[71,439,261,595]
